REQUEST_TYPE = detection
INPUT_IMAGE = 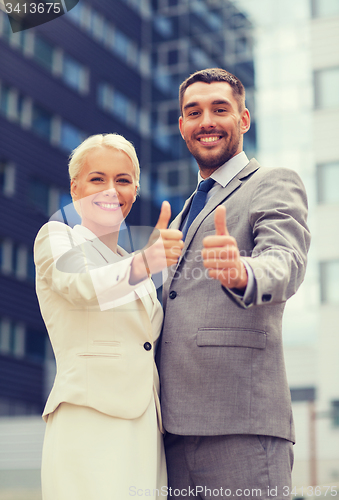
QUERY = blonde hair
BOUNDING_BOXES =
[68,134,140,187]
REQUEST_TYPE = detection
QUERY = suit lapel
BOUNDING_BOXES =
[73,225,156,310]
[170,193,195,230]
[175,159,260,268]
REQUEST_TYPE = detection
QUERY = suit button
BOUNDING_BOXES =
[169,291,177,299]
[143,342,152,351]
[262,294,272,302]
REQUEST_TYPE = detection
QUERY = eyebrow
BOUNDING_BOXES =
[88,171,132,177]
[183,99,231,111]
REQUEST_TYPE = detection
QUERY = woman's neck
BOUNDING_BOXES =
[81,221,121,253]
[98,231,120,253]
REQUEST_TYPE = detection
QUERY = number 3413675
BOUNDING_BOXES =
[5,3,62,14]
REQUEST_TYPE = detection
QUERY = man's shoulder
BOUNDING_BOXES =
[246,160,304,184]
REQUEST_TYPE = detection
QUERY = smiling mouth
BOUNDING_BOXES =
[94,202,122,211]
[198,135,222,144]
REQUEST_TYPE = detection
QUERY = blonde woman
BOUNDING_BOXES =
[34,134,183,499]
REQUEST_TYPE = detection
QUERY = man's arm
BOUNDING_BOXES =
[202,168,311,309]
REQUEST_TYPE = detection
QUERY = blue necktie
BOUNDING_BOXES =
[182,177,215,240]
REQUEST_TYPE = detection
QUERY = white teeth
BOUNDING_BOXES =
[96,203,120,209]
[200,136,219,143]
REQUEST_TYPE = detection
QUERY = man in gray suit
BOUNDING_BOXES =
[158,68,311,499]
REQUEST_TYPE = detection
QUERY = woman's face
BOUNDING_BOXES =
[71,147,138,234]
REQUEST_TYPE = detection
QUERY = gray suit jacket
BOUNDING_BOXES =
[159,159,311,442]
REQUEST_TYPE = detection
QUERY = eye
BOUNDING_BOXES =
[90,177,104,182]
[188,110,200,117]
[117,178,132,184]
[215,108,227,113]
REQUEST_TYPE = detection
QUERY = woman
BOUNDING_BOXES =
[34,133,183,499]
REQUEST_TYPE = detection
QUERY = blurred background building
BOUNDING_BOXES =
[235,0,339,490]
[0,0,255,497]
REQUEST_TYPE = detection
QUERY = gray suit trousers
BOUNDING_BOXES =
[164,433,294,500]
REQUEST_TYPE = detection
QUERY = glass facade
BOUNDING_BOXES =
[317,161,339,203]
[314,67,339,109]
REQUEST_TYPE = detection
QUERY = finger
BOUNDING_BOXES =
[202,235,236,248]
[214,206,229,236]
[203,259,236,270]
[155,201,171,230]
[202,247,238,260]
[160,229,183,241]
[163,238,184,249]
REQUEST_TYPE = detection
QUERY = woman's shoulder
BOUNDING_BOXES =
[34,222,86,263]
[35,222,84,242]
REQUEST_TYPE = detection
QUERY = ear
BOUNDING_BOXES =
[240,108,251,135]
[133,185,138,203]
[179,116,185,140]
[70,179,77,200]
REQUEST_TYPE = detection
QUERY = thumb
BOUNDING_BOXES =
[155,201,171,230]
[214,206,229,236]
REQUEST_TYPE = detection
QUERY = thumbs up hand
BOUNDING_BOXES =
[202,206,248,291]
[130,201,184,284]
[153,200,184,267]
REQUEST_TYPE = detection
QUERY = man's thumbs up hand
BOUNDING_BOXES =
[202,206,248,291]
[130,201,184,284]
[214,206,229,236]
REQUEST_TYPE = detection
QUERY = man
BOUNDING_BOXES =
[158,68,311,499]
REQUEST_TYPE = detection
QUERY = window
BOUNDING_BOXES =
[25,327,46,362]
[156,160,192,195]
[317,161,339,204]
[33,34,54,72]
[27,249,35,282]
[0,318,46,362]
[312,0,339,18]
[28,178,70,216]
[0,12,26,48]
[0,13,89,95]
[190,47,214,69]
[0,318,25,358]
[332,401,339,427]
[154,67,172,93]
[0,81,86,152]
[114,31,130,59]
[60,121,86,152]
[158,40,188,72]
[0,83,25,122]
[320,260,339,304]
[31,104,52,140]
[121,0,151,17]
[314,67,339,109]
[0,239,12,274]
[0,161,15,196]
[66,2,145,74]
[12,244,28,280]
[97,83,143,133]
[153,15,173,37]
[62,54,88,94]
[0,82,11,117]
[28,178,50,215]
[0,238,34,280]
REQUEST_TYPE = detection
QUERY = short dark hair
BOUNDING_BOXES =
[179,68,246,114]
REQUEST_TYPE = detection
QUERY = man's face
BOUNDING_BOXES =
[179,81,250,175]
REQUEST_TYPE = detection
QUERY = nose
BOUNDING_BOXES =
[199,109,216,130]
[102,183,118,197]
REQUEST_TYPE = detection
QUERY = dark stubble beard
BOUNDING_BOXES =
[186,122,241,172]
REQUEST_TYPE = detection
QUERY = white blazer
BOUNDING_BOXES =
[34,222,163,430]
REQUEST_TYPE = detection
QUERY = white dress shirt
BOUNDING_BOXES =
[195,151,255,305]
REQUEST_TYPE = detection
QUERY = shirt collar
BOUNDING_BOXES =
[197,151,249,188]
